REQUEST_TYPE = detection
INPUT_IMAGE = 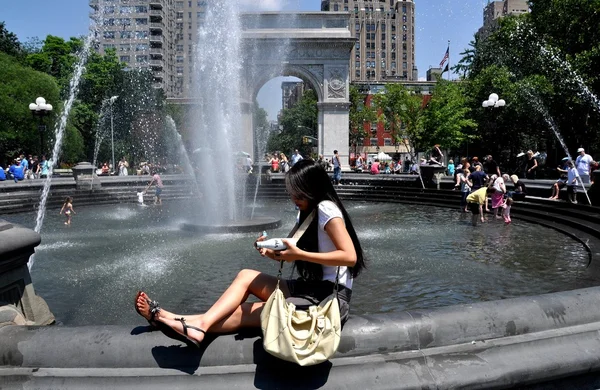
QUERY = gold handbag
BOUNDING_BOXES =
[260,211,342,366]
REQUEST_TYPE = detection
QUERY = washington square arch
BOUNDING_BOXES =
[240,12,354,165]
[173,12,355,166]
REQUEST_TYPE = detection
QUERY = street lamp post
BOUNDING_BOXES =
[481,92,505,159]
[29,97,53,155]
[109,96,118,175]
[482,93,505,109]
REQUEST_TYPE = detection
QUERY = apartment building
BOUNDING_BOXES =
[478,0,529,39]
[321,0,417,83]
[89,0,207,98]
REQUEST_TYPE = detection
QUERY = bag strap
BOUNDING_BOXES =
[276,210,316,283]
[276,209,341,298]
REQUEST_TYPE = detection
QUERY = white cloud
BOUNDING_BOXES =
[418,77,426,81]
[240,0,287,11]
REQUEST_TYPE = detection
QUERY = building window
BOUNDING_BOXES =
[135,18,148,25]
[177,44,184,51]
[103,31,115,39]
[355,70,361,78]
[136,43,148,51]
[355,42,360,50]
[176,56,184,63]
[136,55,148,63]
[370,137,378,145]
[134,6,147,13]
[402,61,407,69]
[135,31,148,39]
[120,55,130,62]
[119,44,130,52]
[176,1,184,9]
[120,31,132,39]
[334,4,338,11]
[176,66,184,75]
[176,12,184,19]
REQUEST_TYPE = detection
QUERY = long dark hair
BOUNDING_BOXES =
[285,159,366,281]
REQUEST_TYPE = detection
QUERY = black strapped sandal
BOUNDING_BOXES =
[174,317,206,348]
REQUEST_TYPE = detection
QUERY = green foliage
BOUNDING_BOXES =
[422,80,477,150]
[0,52,60,162]
[453,3,600,168]
[0,21,22,58]
[267,89,318,156]
[26,36,84,95]
[61,124,85,164]
[373,84,426,159]
[348,85,376,147]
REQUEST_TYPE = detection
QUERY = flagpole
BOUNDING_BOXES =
[447,40,450,81]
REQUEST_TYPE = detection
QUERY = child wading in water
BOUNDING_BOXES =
[134,159,365,347]
[60,196,76,226]
[502,197,513,224]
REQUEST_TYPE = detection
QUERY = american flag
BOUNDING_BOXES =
[439,47,449,68]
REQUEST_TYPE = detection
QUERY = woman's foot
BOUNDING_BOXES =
[161,316,207,346]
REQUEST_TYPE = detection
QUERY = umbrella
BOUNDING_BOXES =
[376,151,392,161]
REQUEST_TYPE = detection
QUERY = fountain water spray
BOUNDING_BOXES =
[29,31,95,270]
[191,1,243,223]
[524,88,591,205]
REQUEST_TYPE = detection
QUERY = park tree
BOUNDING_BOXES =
[0,21,22,58]
[348,85,376,157]
[267,88,318,157]
[421,80,477,154]
[455,5,600,169]
[372,84,426,163]
[0,52,60,162]
[26,35,84,95]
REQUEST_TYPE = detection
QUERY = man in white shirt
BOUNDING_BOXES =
[575,147,594,184]
[290,149,303,167]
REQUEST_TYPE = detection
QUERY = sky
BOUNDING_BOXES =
[0,0,485,120]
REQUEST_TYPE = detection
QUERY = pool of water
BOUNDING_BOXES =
[5,199,595,326]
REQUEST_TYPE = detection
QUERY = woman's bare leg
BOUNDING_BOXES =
[151,269,289,343]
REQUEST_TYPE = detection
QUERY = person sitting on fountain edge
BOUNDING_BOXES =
[429,144,443,166]
[134,159,366,347]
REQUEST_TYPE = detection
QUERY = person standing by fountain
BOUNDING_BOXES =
[37,155,49,179]
[118,157,129,176]
[59,196,76,226]
[566,160,579,204]
[290,149,303,167]
[575,148,594,184]
[332,150,342,185]
[466,186,496,226]
[135,159,365,347]
[145,171,164,205]
[525,150,538,179]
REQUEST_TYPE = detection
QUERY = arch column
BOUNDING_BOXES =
[318,102,350,169]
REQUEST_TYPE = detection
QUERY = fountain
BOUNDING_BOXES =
[29,28,96,271]
[180,3,299,233]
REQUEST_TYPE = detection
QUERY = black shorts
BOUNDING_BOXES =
[468,202,481,214]
[286,279,352,326]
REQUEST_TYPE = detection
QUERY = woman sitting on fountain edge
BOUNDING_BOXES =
[135,159,366,347]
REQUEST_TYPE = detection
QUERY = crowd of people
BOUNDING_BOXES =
[0,154,50,183]
[453,155,525,226]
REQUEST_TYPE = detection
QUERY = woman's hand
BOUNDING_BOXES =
[257,238,302,262]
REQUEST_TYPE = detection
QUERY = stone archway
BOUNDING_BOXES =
[240,12,355,167]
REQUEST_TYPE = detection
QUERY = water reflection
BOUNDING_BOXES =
[4,199,593,326]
